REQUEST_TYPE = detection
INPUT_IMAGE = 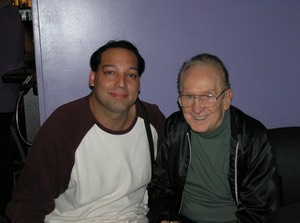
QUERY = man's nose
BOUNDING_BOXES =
[192,98,205,112]
[116,74,126,87]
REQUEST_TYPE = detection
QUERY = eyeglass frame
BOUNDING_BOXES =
[178,89,229,108]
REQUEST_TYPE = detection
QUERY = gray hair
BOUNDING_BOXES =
[177,53,231,93]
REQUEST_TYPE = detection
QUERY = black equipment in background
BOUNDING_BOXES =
[2,70,37,147]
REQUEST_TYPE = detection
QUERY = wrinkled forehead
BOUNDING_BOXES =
[185,61,224,77]
[181,63,226,88]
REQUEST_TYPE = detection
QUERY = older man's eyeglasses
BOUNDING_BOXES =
[178,89,228,108]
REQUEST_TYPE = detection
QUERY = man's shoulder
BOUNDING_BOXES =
[137,99,166,134]
[54,96,89,114]
[163,110,188,134]
[43,96,90,127]
[230,105,267,136]
[167,110,185,123]
[138,99,165,119]
[139,100,160,111]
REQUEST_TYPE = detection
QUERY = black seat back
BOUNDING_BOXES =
[267,127,300,207]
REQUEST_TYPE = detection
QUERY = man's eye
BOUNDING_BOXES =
[104,70,115,76]
[205,94,214,99]
[127,73,138,79]
[185,95,193,100]
[204,94,215,102]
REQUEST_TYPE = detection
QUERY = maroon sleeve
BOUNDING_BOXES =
[6,96,94,222]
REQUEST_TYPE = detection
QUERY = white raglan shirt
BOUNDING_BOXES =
[45,116,157,223]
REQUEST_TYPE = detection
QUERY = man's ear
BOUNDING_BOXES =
[89,71,95,88]
[224,89,233,110]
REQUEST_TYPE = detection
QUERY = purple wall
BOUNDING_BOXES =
[32,0,300,128]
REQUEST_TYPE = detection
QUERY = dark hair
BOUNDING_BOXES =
[89,40,145,76]
[177,53,231,93]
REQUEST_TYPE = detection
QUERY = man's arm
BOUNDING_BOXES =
[236,128,280,223]
[6,111,74,222]
[148,116,180,223]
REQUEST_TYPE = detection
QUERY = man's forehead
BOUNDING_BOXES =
[101,64,138,71]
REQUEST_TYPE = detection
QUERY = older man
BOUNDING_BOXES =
[148,53,279,223]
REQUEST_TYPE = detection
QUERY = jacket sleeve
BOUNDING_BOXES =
[147,116,181,223]
[6,112,74,223]
[234,123,280,223]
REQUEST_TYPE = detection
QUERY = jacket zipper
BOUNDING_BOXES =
[178,132,192,213]
[234,141,239,204]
